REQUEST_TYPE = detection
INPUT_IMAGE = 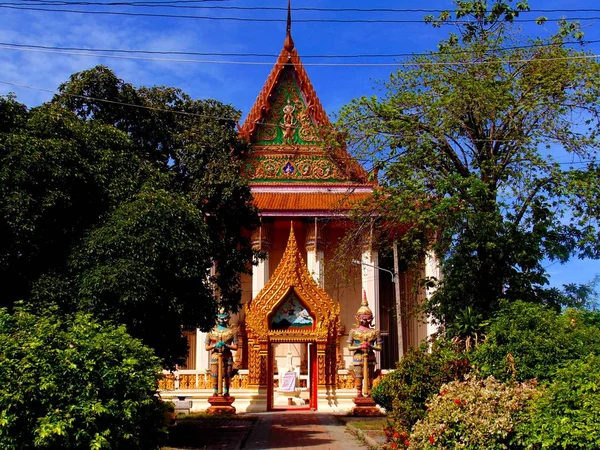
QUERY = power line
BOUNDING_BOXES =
[7,2,600,14]
[1,43,597,67]
[2,80,599,151]
[2,39,598,60]
[1,5,599,23]
[24,0,229,3]
[0,79,241,121]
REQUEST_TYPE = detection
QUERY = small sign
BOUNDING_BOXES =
[280,371,296,392]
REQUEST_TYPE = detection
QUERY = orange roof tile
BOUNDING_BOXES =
[252,192,371,212]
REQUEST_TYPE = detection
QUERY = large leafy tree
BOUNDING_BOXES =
[53,66,260,311]
[338,1,600,332]
[0,67,259,364]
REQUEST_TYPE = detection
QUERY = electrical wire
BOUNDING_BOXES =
[2,39,598,60]
[2,79,599,153]
[1,5,599,23]
[1,44,597,66]
[6,2,600,14]
[0,79,242,121]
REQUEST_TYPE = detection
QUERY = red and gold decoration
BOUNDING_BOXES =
[245,224,341,392]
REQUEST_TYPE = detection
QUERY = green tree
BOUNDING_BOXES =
[471,301,600,382]
[0,304,165,450]
[0,99,139,305]
[0,68,259,363]
[53,66,260,319]
[337,1,600,330]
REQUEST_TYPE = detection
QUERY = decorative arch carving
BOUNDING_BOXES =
[246,225,340,340]
[245,224,341,389]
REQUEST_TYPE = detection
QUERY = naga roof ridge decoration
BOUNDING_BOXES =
[239,47,329,141]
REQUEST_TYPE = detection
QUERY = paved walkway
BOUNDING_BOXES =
[243,411,370,450]
[167,411,372,450]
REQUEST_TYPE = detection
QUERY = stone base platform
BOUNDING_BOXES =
[351,396,383,416]
[206,395,236,415]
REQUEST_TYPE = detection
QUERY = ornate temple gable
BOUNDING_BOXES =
[245,225,341,341]
[252,67,322,147]
[239,2,370,185]
[238,16,329,145]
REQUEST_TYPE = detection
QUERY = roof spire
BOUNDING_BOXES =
[284,0,294,52]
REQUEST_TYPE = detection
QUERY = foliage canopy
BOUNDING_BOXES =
[471,300,600,382]
[337,0,600,329]
[514,354,600,449]
[0,66,260,364]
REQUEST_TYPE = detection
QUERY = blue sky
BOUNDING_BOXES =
[1,0,599,290]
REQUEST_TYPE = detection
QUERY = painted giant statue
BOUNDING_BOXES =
[347,292,382,398]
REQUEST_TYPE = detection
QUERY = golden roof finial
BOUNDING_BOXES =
[287,220,297,249]
[284,0,295,52]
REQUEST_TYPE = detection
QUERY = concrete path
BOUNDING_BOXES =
[243,411,370,450]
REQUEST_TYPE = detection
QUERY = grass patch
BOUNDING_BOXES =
[346,419,388,431]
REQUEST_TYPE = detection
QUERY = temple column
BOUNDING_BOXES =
[195,330,209,371]
[305,218,324,287]
[251,223,271,299]
[424,249,441,339]
[361,241,380,367]
[248,224,271,379]
[361,246,380,330]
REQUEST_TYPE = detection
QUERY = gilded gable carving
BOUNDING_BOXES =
[245,226,341,342]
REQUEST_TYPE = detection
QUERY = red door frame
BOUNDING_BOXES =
[309,343,318,410]
[267,344,273,411]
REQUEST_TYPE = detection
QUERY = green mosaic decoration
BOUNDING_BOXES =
[243,154,350,183]
[254,68,322,146]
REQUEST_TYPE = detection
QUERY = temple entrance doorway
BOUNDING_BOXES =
[268,342,317,411]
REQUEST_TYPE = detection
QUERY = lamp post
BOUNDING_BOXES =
[352,260,395,284]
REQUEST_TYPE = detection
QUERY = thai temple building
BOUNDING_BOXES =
[159,3,439,413]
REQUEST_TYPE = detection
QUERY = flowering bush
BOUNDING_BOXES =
[383,423,411,450]
[372,339,469,434]
[408,376,537,449]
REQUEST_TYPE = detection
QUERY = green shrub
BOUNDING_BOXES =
[371,340,469,432]
[0,304,166,449]
[471,301,600,382]
[514,354,600,449]
[409,376,537,450]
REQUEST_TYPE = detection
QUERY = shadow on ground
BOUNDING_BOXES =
[164,417,255,450]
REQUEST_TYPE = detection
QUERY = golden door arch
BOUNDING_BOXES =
[245,226,341,410]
